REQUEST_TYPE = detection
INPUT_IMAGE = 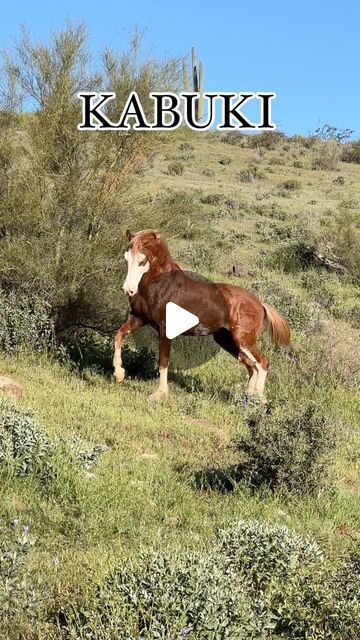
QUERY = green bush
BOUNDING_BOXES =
[237,164,264,183]
[250,279,320,332]
[167,161,184,175]
[60,520,359,640]
[281,178,301,191]
[0,24,180,342]
[312,140,340,170]
[217,520,322,583]
[0,400,106,478]
[0,400,53,477]
[341,139,360,164]
[235,404,336,495]
[0,289,53,353]
[248,130,286,150]
[0,522,38,632]
[200,193,223,205]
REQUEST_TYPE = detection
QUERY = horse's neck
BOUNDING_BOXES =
[142,259,180,286]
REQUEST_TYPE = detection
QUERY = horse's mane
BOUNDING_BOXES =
[130,230,182,271]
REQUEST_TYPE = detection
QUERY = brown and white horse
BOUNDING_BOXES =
[113,229,290,400]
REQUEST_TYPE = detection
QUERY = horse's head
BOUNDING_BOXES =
[123,229,168,296]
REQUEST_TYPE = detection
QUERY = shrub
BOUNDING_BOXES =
[167,161,184,175]
[178,240,223,271]
[0,400,106,478]
[0,25,181,343]
[0,289,53,354]
[250,279,320,332]
[200,193,223,205]
[281,178,301,191]
[217,520,322,584]
[219,156,232,165]
[312,140,340,170]
[235,404,336,494]
[147,190,201,238]
[201,168,215,178]
[60,520,359,640]
[178,142,195,161]
[220,132,247,146]
[341,140,360,164]
[0,400,53,477]
[0,522,38,631]
[248,130,286,150]
[237,164,264,183]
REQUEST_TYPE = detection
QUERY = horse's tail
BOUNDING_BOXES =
[262,302,290,346]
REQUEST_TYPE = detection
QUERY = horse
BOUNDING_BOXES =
[113,229,290,400]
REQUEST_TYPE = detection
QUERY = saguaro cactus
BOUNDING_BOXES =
[184,46,204,121]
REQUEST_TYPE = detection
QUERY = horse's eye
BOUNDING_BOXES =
[139,259,147,267]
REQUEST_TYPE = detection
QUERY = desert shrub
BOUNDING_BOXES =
[237,164,264,183]
[270,155,286,165]
[0,24,181,342]
[219,156,232,165]
[0,289,54,353]
[266,242,312,272]
[178,240,223,271]
[0,400,106,479]
[248,130,286,150]
[178,142,195,161]
[200,193,223,205]
[60,520,359,640]
[0,522,38,632]
[341,139,360,164]
[291,134,317,148]
[167,161,184,175]
[301,316,360,388]
[281,178,301,191]
[255,220,293,243]
[220,131,247,146]
[179,142,194,152]
[315,124,353,143]
[312,140,340,170]
[235,404,336,494]
[147,190,201,239]
[301,271,360,325]
[295,206,360,283]
[0,400,53,477]
[217,520,322,583]
[250,279,320,332]
[293,159,304,168]
[201,167,215,178]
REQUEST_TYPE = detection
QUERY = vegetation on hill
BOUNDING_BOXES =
[0,23,359,639]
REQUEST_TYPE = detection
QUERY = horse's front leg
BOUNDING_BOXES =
[113,315,143,383]
[150,333,171,401]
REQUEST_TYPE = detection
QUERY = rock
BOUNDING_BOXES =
[229,264,249,277]
[0,376,23,400]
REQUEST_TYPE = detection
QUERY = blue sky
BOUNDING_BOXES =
[1,0,359,137]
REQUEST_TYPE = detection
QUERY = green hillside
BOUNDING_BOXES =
[1,128,360,638]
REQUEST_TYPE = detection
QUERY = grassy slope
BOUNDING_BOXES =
[1,131,360,636]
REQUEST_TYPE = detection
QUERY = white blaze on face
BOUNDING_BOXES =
[123,249,150,296]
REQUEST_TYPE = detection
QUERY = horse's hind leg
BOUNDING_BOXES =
[230,330,269,397]
[113,315,143,382]
[214,329,257,394]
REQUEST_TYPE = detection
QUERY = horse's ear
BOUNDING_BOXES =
[126,229,134,242]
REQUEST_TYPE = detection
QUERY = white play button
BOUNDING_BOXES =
[166,302,199,339]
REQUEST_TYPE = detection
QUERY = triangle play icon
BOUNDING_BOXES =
[165,302,199,339]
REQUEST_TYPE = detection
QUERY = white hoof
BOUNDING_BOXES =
[150,389,168,402]
[114,367,125,383]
